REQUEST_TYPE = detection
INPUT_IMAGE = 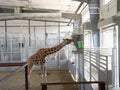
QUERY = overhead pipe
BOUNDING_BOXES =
[88,0,100,47]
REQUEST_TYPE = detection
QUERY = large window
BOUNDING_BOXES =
[84,31,93,48]
[100,27,114,48]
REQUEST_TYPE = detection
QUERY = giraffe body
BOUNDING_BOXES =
[28,39,72,80]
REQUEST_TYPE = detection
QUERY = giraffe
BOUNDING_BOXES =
[27,38,73,79]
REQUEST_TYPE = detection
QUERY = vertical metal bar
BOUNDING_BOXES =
[5,20,7,49]
[113,25,119,87]
[117,24,120,87]
[106,56,108,90]
[79,53,84,90]
[33,26,36,48]
[41,84,47,90]
[45,21,47,48]
[112,48,116,86]
[10,35,12,62]
[58,22,60,69]
[83,52,85,90]
[114,25,119,87]
[99,82,105,90]
[20,33,22,61]
[89,51,92,81]
[97,50,100,82]
[58,22,60,43]
[4,20,7,61]
[25,65,28,90]
[28,19,31,47]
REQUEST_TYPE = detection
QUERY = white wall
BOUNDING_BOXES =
[0,20,73,61]
[100,0,117,20]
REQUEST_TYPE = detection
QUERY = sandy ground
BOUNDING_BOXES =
[0,70,78,90]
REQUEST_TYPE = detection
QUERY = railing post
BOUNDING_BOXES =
[41,84,47,90]
[96,50,100,82]
[99,82,105,90]
[89,51,92,81]
[25,65,28,90]
[106,56,108,90]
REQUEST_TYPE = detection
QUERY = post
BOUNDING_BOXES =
[5,20,7,48]
[28,19,31,47]
[58,22,60,69]
[113,25,119,87]
[106,56,108,90]
[45,21,47,48]
[25,65,28,90]
[89,51,92,81]
[99,82,105,90]
[41,84,47,90]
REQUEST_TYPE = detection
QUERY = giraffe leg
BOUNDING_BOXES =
[41,65,44,77]
[41,64,47,77]
[44,64,47,76]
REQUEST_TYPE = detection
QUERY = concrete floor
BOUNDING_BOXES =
[0,70,112,90]
[0,70,78,90]
[109,87,120,90]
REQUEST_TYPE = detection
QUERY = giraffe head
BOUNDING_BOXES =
[63,38,73,45]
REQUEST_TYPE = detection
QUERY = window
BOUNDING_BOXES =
[101,27,114,48]
[82,11,90,23]
[104,0,111,5]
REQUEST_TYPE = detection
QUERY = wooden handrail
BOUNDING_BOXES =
[0,62,28,67]
[41,81,105,90]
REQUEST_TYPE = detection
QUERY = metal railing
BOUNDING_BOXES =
[84,49,112,90]
[41,81,106,90]
[0,62,29,90]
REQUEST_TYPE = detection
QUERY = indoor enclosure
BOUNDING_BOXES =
[0,0,120,90]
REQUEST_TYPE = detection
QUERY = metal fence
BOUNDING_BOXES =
[68,48,112,90]
[84,48,112,90]
[0,62,29,90]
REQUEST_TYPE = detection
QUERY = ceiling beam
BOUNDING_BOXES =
[0,17,71,23]
[67,0,85,26]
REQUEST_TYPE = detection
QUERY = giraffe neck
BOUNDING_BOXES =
[46,42,66,55]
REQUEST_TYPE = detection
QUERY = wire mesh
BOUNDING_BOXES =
[46,84,79,90]
[0,66,82,90]
[0,68,26,90]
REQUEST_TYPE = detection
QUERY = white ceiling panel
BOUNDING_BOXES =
[0,0,28,7]
[0,0,80,13]
[0,0,81,20]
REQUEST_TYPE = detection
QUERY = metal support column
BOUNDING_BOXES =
[118,24,120,87]
[34,26,37,48]
[5,20,7,49]
[25,65,29,90]
[58,22,60,69]
[28,20,31,47]
[114,24,120,87]
[4,20,7,61]
[79,53,85,90]
[45,21,47,48]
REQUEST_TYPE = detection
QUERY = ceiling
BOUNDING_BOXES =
[0,0,82,22]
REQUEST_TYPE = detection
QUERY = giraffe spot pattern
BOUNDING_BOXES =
[28,39,72,77]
